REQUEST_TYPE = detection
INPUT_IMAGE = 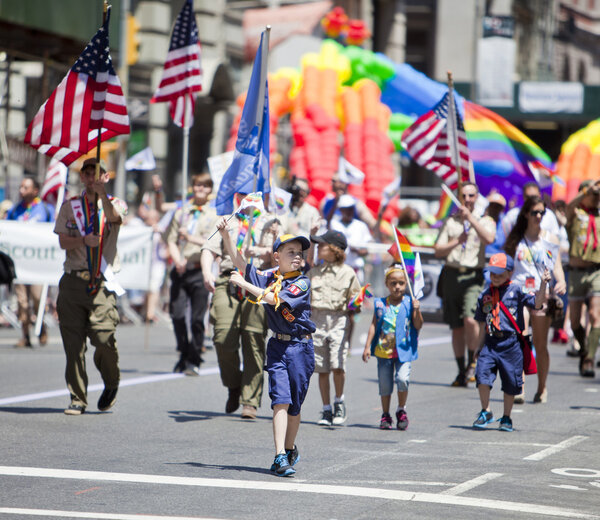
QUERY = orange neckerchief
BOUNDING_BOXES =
[252,269,301,310]
[490,281,511,331]
[581,205,599,253]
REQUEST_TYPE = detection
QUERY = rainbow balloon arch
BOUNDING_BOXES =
[226,39,557,218]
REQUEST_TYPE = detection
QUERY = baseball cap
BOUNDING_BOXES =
[337,194,356,209]
[486,253,514,274]
[272,234,311,253]
[310,230,348,250]
[486,192,506,207]
[81,157,107,173]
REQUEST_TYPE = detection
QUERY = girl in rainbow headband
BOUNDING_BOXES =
[362,264,423,430]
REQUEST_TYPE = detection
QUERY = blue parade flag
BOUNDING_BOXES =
[215,31,270,215]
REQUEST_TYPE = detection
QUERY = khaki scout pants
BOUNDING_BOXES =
[56,273,120,408]
[15,284,42,324]
[210,276,267,408]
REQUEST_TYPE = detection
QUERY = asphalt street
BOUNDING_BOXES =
[0,311,599,520]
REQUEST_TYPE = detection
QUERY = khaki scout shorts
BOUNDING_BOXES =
[568,268,600,301]
[442,267,484,330]
[312,309,350,373]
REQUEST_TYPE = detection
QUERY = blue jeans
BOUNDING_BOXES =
[377,357,411,395]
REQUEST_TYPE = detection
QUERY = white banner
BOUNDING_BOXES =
[519,82,584,113]
[477,37,515,107]
[0,221,153,290]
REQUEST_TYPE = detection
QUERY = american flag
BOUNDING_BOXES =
[401,92,470,191]
[151,0,202,128]
[41,159,68,206]
[24,7,130,166]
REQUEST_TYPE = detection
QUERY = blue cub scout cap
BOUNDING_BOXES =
[487,253,514,274]
[273,234,311,253]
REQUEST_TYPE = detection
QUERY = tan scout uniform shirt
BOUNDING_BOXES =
[53,195,128,273]
[568,207,600,263]
[307,262,361,312]
[202,212,281,273]
[436,214,496,269]
[282,202,321,236]
[164,203,217,265]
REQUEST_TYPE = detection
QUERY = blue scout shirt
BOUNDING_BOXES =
[245,264,316,337]
[474,282,536,345]
[369,295,419,363]
[6,199,54,222]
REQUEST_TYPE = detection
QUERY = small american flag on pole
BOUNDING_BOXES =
[401,92,470,191]
[151,0,202,128]
[24,7,129,166]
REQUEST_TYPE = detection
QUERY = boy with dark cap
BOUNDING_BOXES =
[216,217,315,477]
[307,230,360,426]
[472,253,549,432]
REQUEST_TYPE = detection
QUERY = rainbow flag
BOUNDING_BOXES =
[348,284,372,310]
[388,228,415,279]
[236,208,260,250]
[432,189,457,227]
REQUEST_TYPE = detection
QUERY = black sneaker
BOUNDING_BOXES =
[98,387,118,412]
[451,373,468,387]
[317,409,333,426]
[332,401,347,425]
[286,445,300,467]
[225,387,241,414]
[472,409,494,428]
[64,404,85,416]
[379,412,393,430]
[498,415,513,432]
[270,453,295,477]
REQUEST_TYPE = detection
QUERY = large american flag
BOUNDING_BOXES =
[151,0,202,128]
[401,92,470,191]
[24,7,130,166]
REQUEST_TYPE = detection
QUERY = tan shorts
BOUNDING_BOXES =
[312,309,350,373]
[569,268,600,301]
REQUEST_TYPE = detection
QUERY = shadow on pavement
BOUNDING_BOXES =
[0,406,102,415]
[171,461,273,476]
[168,410,270,423]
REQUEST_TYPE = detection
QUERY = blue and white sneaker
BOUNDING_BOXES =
[498,415,514,432]
[286,445,300,467]
[472,410,494,429]
[270,453,296,477]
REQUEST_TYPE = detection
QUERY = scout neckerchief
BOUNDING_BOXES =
[581,205,599,253]
[489,281,511,332]
[21,197,42,221]
[81,192,106,293]
[251,269,301,310]
[185,202,204,236]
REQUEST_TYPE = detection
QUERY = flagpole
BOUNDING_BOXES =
[393,228,415,300]
[446,71,463,206]
[440,182,462,207]
[244,25,270,256]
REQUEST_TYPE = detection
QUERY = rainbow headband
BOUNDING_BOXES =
[385,265,406,280]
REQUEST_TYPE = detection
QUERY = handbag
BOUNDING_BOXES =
[546,293,565,327]
[498,301,538,375]
[436,265,447,298]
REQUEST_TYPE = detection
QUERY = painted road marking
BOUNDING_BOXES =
[523,436,588,461]
[551,468,600,478]
[0,368,219,406]
[0,466,597,519]
[549,485,587,491]
[441,472,503,496]
[0,508,217,520]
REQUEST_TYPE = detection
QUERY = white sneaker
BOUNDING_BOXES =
[184,363,200,376]
[332,401,347,425]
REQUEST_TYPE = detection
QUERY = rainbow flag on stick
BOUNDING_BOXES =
[348,284,372,310]
[388,227,415,298]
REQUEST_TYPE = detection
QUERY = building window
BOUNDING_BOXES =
[578,61,586,83]
[562,56,570,81]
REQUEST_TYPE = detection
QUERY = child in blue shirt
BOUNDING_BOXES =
[217,217,315,477]
[472,253,549,432]
[362,264,423,430]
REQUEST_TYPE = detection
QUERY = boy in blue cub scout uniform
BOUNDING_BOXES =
[473,253,549,432]
[216,218,315,477]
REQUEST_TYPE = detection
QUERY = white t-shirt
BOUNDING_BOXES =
[502,206,560,238]
[330,217,373,271]
[512,233,559,294]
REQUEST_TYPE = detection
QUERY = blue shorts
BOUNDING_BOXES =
[266,338,315,416]
[377,357,411,395]
[475,339,523,396]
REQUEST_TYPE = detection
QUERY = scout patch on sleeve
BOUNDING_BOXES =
[289,279,308,295]
[281,307,296,322]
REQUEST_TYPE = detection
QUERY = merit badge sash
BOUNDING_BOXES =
[71,196,125,297]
